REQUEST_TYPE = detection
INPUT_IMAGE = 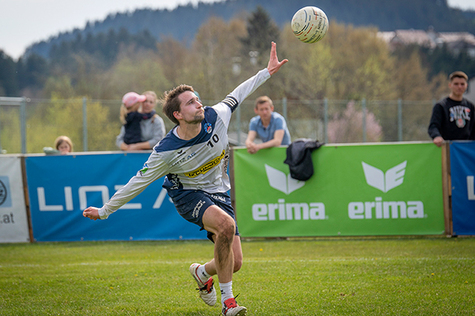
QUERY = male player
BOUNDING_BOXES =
[428,71,475,146]
[83,42,287,316]
[245,95,291,154]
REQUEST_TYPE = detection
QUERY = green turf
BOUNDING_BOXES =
[0,237,474,315]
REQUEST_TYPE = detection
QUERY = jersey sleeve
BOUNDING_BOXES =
[273,116,285,130]
[98,151,168,219]
[469,102,475,140]
[212,68,271,128]
[249,117,258,131]
[427,103,444,139]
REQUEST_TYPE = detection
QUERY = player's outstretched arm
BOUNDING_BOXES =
[83,206,100,220]
[267,41,288,75]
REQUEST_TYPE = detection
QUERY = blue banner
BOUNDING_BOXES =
[450,141,475,235]
[25,153,207,242]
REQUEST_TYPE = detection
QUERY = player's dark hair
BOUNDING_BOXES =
[162,85,194,125]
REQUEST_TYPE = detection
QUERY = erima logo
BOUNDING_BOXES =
[362,161,407,193]
[252,165,326,221]
[350,160,425,219]
[265,164,304,195]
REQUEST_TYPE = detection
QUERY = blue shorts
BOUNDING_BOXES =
[170,190,239,242]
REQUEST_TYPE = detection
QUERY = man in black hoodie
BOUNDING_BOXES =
[428,71,475,147]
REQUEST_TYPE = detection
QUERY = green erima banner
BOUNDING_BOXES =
[233,143,444,237]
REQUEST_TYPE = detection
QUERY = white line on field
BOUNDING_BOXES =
[0,257,473,268]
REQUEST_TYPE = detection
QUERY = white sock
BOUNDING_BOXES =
[197,264,212,283]
[219,281,233,304]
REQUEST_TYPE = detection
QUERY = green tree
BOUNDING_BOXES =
[0,50,19,96]
[103,50,170,100]
[185,16,247,100]
[17,54,49,92]
[240,6,281,67]
[156,38,189,87]
[43,75,75,99]
[280,24,335,100]
[0,107,21,153]
[25,96,118,153]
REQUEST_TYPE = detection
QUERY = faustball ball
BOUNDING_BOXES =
[291,6,329,43]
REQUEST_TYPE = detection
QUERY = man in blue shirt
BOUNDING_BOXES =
[245,96,291,154]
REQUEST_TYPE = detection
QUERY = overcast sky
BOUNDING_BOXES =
[0,0,474,60]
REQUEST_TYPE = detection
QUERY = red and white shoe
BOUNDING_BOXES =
[189,263,216,306]
[222,297,247,316]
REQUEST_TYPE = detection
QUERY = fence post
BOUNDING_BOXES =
[21,97,27,154]
[282,97,287,122]
[324,98,328,143]
[398,99,403,141]
[82,97,88,151]
[362,98,367,143]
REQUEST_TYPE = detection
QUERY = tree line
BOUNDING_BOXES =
[23,0,475,60]
[1,6,474,152]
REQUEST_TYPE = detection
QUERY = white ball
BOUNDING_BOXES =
[291,6,329,43]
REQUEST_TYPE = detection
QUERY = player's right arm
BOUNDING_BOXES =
[213,42,288,126]
[245,130,258,154]
[83,151,168,220]
[428,102,444,146]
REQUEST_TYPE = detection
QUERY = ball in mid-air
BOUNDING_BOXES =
[291,6,329,43]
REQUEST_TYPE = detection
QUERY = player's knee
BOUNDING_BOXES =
[216,217,235,241]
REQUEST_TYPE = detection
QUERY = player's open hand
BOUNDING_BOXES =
[83,207,100,220]
[267,41,288,75]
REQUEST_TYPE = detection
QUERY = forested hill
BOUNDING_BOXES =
[26,0,475,59]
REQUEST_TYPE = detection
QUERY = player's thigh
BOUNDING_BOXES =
[202,205,235,236]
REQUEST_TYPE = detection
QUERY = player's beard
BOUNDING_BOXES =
[184,111,205,124]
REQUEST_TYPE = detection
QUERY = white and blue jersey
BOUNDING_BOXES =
[98,68,271,219]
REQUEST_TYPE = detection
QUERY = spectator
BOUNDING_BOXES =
[120,92,147,145]
[245,96,291,154]
[116,91,166,151]
[54,135,73,154]
[428,71,475,147]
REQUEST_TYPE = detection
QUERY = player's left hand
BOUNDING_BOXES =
[246,142,259,154]
[267,41,288,75]
[83,207,100,220]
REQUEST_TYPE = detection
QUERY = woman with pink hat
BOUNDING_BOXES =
[116,91,166,150]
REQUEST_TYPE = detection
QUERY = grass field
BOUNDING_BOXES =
[0,237,474,315]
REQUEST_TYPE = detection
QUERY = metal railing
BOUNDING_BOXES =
[0,97,435,154]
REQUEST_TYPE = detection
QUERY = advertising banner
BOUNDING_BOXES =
[450,141,475,235]
[25,153,207,242]
[0,156,30,243]
[233,143,445,237]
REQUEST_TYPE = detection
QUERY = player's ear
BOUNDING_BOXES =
[254,107,259,115]
[173,111,182,121]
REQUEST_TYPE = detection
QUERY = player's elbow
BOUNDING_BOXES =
[273,138,283,147]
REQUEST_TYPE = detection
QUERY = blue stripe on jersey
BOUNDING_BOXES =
[222,96,238,112]
[154,107,218,153]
